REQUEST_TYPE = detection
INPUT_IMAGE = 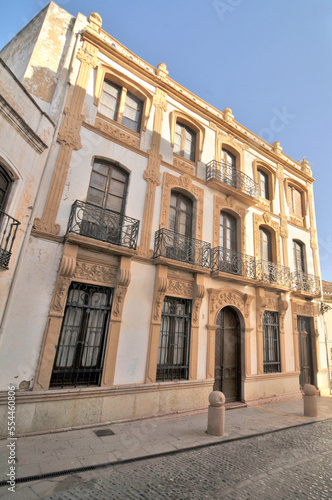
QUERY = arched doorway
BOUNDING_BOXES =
[214,306,241,402]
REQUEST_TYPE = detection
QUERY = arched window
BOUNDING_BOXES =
[99,80,143,133]
[0,164,12,212]
[221,148,237,187]
[257,169,269,199]
[220,211,237,251]
[168,191,193,238]
[293,240,305,273]
[259,227,272,262]
[174,122,196,162]
[82,160,129,245]
[87,160,128,215]
[167,191,194,262]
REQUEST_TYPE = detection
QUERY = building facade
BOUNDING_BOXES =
[0,2,329,435]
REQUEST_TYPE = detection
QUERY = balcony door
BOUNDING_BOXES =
[293,240,305,273]
[167,191,193,262]
[219,211,238,274]
[84,160,128,244]
[221,148,237,187]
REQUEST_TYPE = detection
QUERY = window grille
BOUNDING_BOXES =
[50,282,113,388]
[263,311,281,373]
[156,297,191,381]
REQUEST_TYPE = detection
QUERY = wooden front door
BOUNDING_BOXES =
[214,307,241,402]
[298,316,314,389]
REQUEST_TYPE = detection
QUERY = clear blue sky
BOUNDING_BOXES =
[1,0,332,279]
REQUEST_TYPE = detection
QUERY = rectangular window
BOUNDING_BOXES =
[156,297,191,381]
[50,282,113,388]
[288,185,303,217]
[174,122,196,162]
[263,311,281,373]
[99,80,143,133]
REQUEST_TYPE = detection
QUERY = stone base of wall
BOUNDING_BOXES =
[0,380,214,436]
[243,372,301,405]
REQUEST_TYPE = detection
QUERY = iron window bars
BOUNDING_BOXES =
[153,228,211,268]
[263,310,281,373]
[0,210,20,269]
[211,247,256,279]
[156,296,192,381]
[67,200,140,250]
[206,160,259,198]
[50,282,113,388]
[291,271,321,295]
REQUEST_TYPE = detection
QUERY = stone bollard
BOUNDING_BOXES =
[207,391,225,436]
[303,383,318,417]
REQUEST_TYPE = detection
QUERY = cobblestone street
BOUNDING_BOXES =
[39,420,332,500]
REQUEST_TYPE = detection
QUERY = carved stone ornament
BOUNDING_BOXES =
[300,158,312,176]
[88,12,102,32]
[167,279,193,297]
[223,107,234,122]
[94,117,138,147]
[290,215,304,228]
[192,298,203,325]
[153,89,168,111]
[272,141,283,155]
[263,212,272,225]
[153,292,165,321]
[173,157,194,175]
[77,47,99,68]
[296,302,314,317]
[74,261,118,285]
[112,286,126,317]
[57,108,84,150]
[209,289,252,320]
[267,297,279,311]
[280,216,288,239]
[51,277,71,313]
[144,150,163,186]
[33,218,60,236]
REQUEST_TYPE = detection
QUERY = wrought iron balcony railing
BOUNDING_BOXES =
[67,200,140,250]
[291,271,321,295]
[206,160,259,198]
[0,210,20,269]
[211,247,256,279]
[154,228,211,268]
[256,260,291,288]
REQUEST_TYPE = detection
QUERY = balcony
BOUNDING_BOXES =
[256,260,291,289]
[66,200,140,251]
[0,210,20,269]
[291,271,321,297]
[153,228,211,269]
[211,247,256,282]
[206,160,259,205]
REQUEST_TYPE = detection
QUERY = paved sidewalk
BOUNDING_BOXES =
[0,396,331,499]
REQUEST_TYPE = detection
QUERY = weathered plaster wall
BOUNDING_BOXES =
[0,6,48,82]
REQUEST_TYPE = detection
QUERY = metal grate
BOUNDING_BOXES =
[206,160,259,198]
[153,228,211,268]
[156,297,191,381]
[0,210,20,269]
[257,260,291,288]
[50,282,113,388]
[263,311,281,373]
[211,247,256,279]
[291,271,321,295]
[67,200,140,250]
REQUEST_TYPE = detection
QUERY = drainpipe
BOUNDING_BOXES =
[0,23,83,341]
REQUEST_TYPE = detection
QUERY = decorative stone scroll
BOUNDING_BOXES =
[94,117,139,148]
[173,157,194,175]
[167,278,193,298]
